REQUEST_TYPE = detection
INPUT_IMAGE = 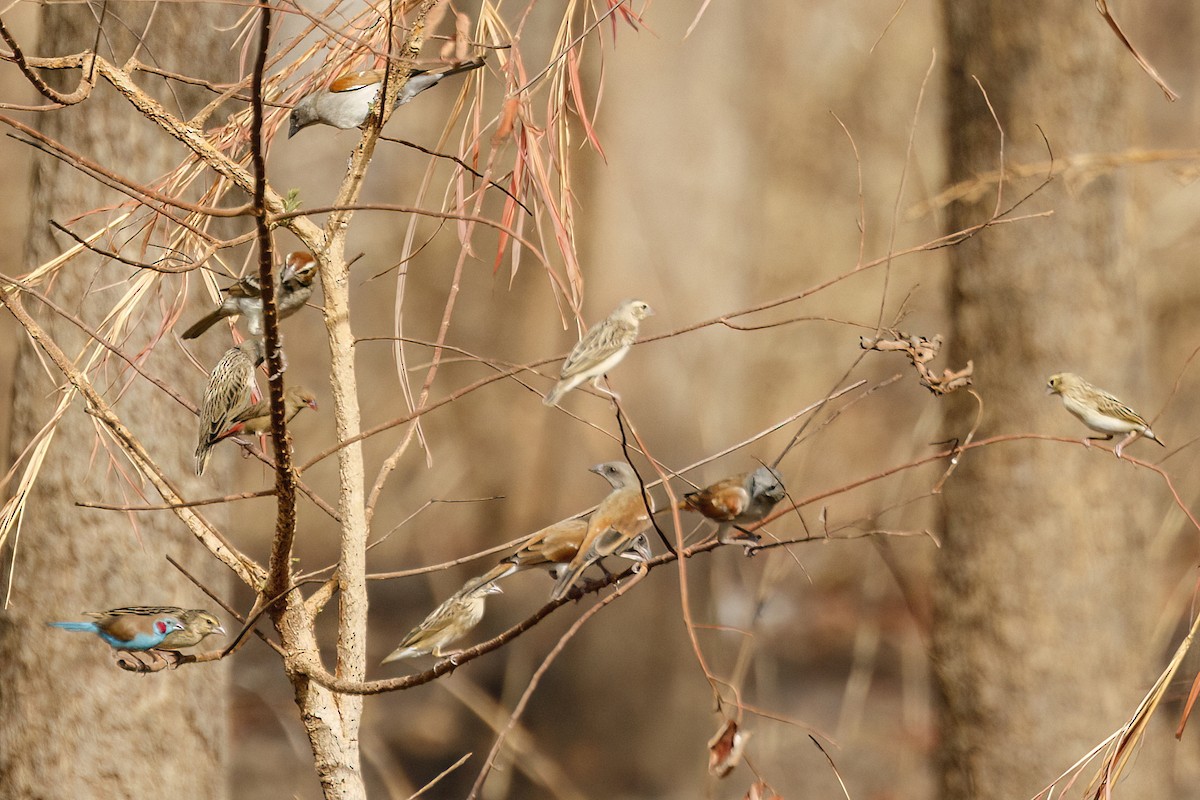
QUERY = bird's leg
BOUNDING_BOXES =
[154,649,184,669]
[1113,430,1140,460]
[1083,434,1114,449]
[593,375,621,404]
[720,524,762,550]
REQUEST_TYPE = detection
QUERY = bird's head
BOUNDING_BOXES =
[182,610,226,637]
[750,465,786,503]
[1047,373,1071,396]
[615,299,653,322]
[287,386,319,413]
[156,617,186,635]
[288,95,320,138]
[590,461,637,489]
[284,251,319,284]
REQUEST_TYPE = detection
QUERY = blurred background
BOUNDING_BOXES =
[3,0,1200,798]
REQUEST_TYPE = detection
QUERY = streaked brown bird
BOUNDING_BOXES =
[181,251,318,340]
[289,58,486,137]
[681,465,786,546]
[85,606,226,650]
[195,338,265,476]
[1046,372,1165,459]
[550,461,654,600]
[544,299,653,406]
[381,577,502,664]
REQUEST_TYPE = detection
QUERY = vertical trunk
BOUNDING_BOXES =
[0,5,231,798]
[936,2,1170,798]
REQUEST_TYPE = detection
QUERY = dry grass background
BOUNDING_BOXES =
[5,0,1200,797]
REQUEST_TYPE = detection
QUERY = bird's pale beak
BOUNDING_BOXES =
[214,625,227,636]
[308,399,319,411]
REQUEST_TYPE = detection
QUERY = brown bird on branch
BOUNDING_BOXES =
[680,465,787,546]
[181,251,318,340]
[550,461,654,600]
[194,338,265,476]
[289,58,487,137]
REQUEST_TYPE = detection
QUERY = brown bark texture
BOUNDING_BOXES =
[937,1,1171,798]
[0,4,232,798]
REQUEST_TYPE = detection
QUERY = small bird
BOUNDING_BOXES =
[1046,372,1165,459]
[544,299,654,406]
[215,385,318,442]
[49,610,185,651]
[680,466,787,546]
[289,57,487,137]
[181,251,319,339]
[83,606,226,650]
[195,338,266,476]
[480,518,591,584]
[381,577,502,664]
[550,461,654,600]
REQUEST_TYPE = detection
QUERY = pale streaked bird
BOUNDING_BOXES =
[381,577,502,664]
[1046,372,1164,459]
[195,338,265,476]
[680,465,787,546]
[550,461,654,600]
[544,299,653,406]
[288,58,486,137]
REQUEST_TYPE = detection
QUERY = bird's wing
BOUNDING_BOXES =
[683,480,750,522]
[559,319,636,378]
[99,615,157,644]
[1092,390,1150,426]
[329,70,384,93]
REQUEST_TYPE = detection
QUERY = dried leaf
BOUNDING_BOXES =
[744,780,783,800]
[708,719,749,778]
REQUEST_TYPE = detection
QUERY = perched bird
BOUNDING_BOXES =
[289,57,487,137]
[681,465,787,546]
[480,518,591,584]
[544,299,654,406]
[550,461,654,600]
[381,577,502,663]
[1046,372,1165,459]
[181,251,318,339]
[195,338,266,476]
[49,610,185,652]
[214,385,318,442]
[84,606,227,651]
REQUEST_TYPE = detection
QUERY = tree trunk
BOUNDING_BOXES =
[0,5,231,797]
[936,2,1171,798]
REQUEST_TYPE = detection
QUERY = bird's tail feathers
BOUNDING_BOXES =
[180,309,224,340]
[478,563,517,585]
[438,57,487,79]
[194,444,212,477]
[47,621,97,633]
[543,383,564,406]
[550,560,589,600]
[380,646,417,665]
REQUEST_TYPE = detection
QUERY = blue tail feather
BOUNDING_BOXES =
[48,621,99,633]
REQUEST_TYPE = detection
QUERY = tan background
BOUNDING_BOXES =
[4,1,1200,797]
